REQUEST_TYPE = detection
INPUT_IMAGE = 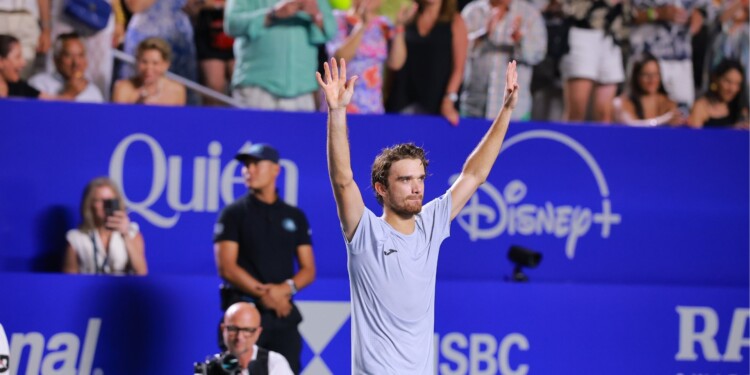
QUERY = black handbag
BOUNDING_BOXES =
[64,0,112,32]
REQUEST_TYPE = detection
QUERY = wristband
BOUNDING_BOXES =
[445,92,458,103]
[286,279,298,295]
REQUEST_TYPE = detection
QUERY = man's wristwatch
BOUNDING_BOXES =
[445,92,459,103]
[286,279,298,296]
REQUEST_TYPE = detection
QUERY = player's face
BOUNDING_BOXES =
[383,158,425,217]
[242,159,279,191]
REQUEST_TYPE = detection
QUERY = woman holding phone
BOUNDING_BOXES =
[63,177,148,275]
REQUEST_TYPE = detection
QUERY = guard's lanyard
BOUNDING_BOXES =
[89,231,111,274]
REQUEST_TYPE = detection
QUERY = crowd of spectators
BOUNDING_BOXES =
[0,0,747,128]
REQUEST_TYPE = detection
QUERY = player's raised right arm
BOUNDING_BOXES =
[317,58,364,242]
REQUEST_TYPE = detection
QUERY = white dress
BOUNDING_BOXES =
[66,223,138,275]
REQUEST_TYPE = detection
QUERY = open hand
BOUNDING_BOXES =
[503,60,519,109]
[395,2,417,26]
[106,210,131,236]
[316,58,358,110]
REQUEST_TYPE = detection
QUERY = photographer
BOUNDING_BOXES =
[63,177,147,275]
[196,302,293,375]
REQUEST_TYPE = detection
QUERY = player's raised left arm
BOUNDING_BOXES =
[449,61,518,220]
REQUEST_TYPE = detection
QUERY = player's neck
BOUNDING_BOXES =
[382,209,416,235]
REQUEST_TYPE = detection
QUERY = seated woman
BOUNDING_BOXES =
[688,59,749,129]
[613,53,682,127]
[63,177,148,275]
[112,37,186,105]
[0,34,53,99]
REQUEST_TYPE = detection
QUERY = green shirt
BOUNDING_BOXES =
[225,0,336,98]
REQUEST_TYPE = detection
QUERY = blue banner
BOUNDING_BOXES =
[1,99,748,285]
[0,274,747,374]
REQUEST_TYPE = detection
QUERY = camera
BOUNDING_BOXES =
[103,199,120,217]
[193,353,239,375]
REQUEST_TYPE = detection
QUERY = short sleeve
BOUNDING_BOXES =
[295,210,313,246]
[213,203,241,243]
[420,190,452,242]
[345,207,379,254]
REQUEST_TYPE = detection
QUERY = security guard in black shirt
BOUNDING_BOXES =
[214,143,316,374]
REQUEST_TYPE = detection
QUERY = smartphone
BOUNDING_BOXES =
[103,199,120,217]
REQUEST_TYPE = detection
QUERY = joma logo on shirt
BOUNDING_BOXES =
[384,249,398,256]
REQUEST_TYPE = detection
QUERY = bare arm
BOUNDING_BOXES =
[386,3,417,70]
[124,0,157,13]
[214,241,269,297]
[111,80,133,103]
[687,98,709,128]
[316,58,364,242]
[36,0,51,53]
[62,244,79,273]
[292,244,316,291]
[440,14,468,126]
[108,211,148,275]
[124,233,148,275]
[446,14,468,97]
[449,61,518,219]
[333,24,367,62]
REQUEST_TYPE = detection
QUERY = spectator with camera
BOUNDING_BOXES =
[197,302,293,375]
[63,177,147,275]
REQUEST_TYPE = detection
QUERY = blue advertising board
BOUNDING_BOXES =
[0,274,746,374]
[1,100,747,285]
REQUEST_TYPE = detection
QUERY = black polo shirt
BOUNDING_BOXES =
[214,193,312,284]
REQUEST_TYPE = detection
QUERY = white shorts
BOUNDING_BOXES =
[233,86,316,112]
[560,27,625,84]
[658,59,695,107]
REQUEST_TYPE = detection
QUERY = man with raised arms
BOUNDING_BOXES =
[317,58,518,373]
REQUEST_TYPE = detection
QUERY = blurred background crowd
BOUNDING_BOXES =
[0,0,747,128]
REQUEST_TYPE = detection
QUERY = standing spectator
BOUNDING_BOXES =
[613,52,682,126]
[214,143,316,374]
[122,0,197,101]
[707,0,748,81]
[112,37,187,105]
[688,59,748,128]
[530,0,565,122]
[385,0,468,126]
[630,0,712,111]
[47,0,125,100]
[324,0,416,114]
[560,0,630,123]
[0,34,51,98]
[187,0,234,105]
[225,0,336,111]
[461,0,546,120]
[30,33,105,102]
[63,177,148,275]
[0,0,51,78]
